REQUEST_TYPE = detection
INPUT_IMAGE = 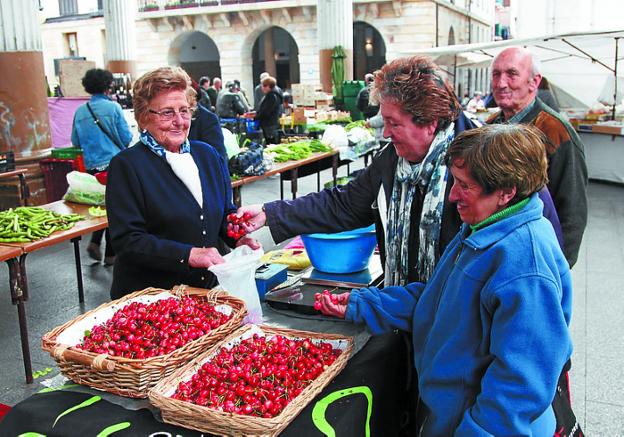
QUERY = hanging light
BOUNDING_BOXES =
[365,38,374,57]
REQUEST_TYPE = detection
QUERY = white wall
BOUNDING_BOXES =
[513,0,623,38]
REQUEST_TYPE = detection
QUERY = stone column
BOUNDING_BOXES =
[0,0,52,205]
[317,0,353,92]
[263,28,276,77]
[104,0,137,78]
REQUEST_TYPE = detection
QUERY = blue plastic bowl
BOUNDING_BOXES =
[301,225,377,274]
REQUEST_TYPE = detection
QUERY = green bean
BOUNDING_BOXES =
[0,207,85,243]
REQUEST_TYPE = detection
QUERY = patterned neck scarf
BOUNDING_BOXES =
[140,130,190,158]
[385,123,455,286]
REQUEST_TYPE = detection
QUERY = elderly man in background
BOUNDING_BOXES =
[253,72,284,113]
[487,46,588,267]
[208,77,221,108]
[356,73,380,119]
[198,76,212,110]
[253,72,270,111]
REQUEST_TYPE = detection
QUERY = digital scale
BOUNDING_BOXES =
[264,255,384,315]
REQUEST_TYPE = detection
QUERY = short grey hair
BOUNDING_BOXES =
[260,72,270,80]
[529,51,541,76]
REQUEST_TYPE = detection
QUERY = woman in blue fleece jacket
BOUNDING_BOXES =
[318,124,573,436]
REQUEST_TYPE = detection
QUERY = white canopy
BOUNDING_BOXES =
[403,29,624,108]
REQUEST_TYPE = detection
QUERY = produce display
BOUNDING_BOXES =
[76,296,233,359]
[306,123,328,133]
[0,206,84,243]
[265,139,333,163]
[226,212,252,240]
[88,206,106,217]
[170,333,343,417]
[344,120,368,132]
[280,136,309,144]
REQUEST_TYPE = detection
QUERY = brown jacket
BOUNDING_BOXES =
[487,98,588,267]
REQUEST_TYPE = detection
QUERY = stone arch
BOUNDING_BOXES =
[353,21,387,80]
[245,25,300,91]
[168,31,221,82]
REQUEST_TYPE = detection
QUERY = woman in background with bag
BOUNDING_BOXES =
[71,68,133,265]
[106,67,260,300]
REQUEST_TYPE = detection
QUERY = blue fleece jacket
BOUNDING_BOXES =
[346,193,573,436]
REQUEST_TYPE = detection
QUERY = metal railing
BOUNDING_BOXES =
[138,0,280,13]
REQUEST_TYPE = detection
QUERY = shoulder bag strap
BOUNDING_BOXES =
[86,102,125,151]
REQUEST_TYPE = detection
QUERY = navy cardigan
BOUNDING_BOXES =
[106,141,237,299]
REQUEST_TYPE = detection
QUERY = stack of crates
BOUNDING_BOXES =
[0,151,16,173]
[51,147,85,172]
[40,147,85,203]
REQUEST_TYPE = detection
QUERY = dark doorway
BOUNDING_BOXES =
[353,22,386,80]
[252,27,300,90]
[174,31,221,83]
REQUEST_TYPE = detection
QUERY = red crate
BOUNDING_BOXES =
[39,158,77,203]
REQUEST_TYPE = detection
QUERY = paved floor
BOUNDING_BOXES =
[0,157,622,434]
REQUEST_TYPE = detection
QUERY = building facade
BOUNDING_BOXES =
[40,0,494,103]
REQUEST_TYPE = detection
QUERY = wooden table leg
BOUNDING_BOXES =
[316,161,322,191]
[7,256,33,384]
[280,175,285,200]
[71,237,85,303]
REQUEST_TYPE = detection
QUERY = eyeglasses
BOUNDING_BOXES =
[148,107,193,121]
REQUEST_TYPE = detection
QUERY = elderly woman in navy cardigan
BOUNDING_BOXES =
[106,67,260,299]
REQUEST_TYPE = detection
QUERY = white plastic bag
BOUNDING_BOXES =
[222,127,241,159]
[321,124,348,149]
[63,171,106,205]
[209,245,264,324]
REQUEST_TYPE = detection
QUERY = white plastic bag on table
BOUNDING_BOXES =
[209,245,264,324]
[222,127,241,159]
[321,124,348,149]
[63,171,106,205]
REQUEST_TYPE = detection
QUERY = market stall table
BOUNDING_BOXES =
[231,150,339,207]
[0,201,108,383]
[576,128,624,184]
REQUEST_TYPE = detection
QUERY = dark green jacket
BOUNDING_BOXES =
[488,98,588,267]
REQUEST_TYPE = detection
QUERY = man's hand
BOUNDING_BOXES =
[365,120,371,129]
[319,292,350,319]
[236,235,262,250]
[236,204,266,233]
[188,247,225,268]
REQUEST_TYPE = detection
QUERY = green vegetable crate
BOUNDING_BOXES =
[51,147,83,160]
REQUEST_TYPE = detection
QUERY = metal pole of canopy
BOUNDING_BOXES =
[561,38,615,72]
